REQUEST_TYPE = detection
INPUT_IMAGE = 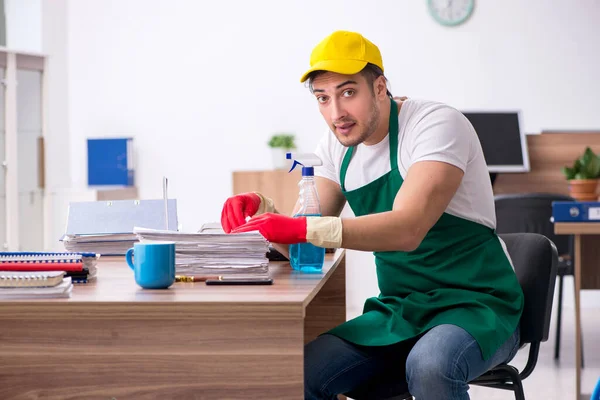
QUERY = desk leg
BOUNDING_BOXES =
[304,255,347,344]
[574,234,582,399]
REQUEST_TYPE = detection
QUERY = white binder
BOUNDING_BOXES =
[61,199,178,255]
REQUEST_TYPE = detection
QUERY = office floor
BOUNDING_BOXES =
[347,299,600,399]
[469,306,600,400]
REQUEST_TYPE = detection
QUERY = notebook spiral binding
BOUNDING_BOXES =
[0,252,96,263]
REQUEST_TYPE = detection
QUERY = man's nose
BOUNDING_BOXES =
[330,99,347,122]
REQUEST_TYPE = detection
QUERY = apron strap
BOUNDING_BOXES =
[389,98,399,170]
[340,145,354,193]
[339,97,399,191]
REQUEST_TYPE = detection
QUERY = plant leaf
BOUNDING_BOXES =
[592,154,600,177]
[268,133,296,149]
[579,147,600,178]
[562,166,576,180]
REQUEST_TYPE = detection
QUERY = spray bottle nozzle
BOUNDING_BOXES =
[286,152,323,176]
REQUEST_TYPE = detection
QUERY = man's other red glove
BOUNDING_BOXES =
[231,213,307,244]
[220,192,262,233]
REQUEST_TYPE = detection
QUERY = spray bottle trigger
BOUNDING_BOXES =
[288,160,303,173]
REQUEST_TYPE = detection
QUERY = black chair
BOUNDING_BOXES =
[469,233,558,400]
[348,232,558,400]
[494,193,580,363]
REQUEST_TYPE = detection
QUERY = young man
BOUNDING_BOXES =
[221,30,524,400]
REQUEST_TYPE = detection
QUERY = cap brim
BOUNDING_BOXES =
[299,59,368,83]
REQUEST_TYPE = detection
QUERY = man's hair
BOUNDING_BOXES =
[306,63,392,97]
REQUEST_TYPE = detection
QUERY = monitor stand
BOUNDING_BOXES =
[489,172,497,187]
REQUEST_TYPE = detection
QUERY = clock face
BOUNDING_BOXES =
[428,0,475,26]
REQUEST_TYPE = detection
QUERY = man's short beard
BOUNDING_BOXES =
[336,98,380,147]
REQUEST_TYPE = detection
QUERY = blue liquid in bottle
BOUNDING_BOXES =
[289,214,326,273]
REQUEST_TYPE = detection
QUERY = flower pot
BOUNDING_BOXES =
[568,179,599,201]
[271,147,292,170]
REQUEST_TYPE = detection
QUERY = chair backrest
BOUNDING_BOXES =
[499,232,558,344]
[494,193,574,258]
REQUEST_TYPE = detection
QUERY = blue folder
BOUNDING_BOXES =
[87,138,134,186]
[552,201,600,222]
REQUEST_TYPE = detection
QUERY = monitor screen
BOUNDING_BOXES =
[461,111,530,173]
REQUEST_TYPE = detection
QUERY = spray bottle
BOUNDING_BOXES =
[286,152,326,272]
[592,376,600,400]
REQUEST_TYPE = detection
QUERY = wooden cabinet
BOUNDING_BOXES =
[494,131,600,196]
[232,169,302,216]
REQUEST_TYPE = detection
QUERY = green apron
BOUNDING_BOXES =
[327,98,524,360]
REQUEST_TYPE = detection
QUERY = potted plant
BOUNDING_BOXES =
[562,146,600,201]
[268,133,296,169]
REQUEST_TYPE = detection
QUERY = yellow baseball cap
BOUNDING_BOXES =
[299,30,384,83]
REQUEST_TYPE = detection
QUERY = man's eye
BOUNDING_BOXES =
[317,96,328,103]
[343,90,355,97]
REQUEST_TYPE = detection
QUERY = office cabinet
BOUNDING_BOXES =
[232,169,302,216]
[1,50,45,251]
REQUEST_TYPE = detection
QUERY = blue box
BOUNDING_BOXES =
[552,201,600,222]
[87,138,134,186]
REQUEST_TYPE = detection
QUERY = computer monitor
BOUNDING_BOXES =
[461,111,530,173]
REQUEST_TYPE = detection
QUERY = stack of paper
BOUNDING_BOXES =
[62,233,137,256]
[133,226,270,279]
[60,199,179,256]
[0,252,99,283]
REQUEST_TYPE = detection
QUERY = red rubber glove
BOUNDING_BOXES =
[221,192,262,233]
[231,213,307,244]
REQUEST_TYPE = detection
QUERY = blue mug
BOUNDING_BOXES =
[126,242,176,289]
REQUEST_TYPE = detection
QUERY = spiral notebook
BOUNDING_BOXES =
[0,277,73,299]
[0,271,65,288]
[0,252,98,281]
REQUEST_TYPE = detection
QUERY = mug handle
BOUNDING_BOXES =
[126,248,135,271]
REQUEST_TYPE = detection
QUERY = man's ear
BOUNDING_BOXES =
[375,76,387,99]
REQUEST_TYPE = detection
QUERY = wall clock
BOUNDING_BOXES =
[427,0,475,26]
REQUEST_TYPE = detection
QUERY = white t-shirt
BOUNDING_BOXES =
[314,98,496,229]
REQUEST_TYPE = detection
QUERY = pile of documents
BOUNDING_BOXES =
[0,252,99,284]
[61,198,179,256]
[62,233,137,256]
[133,224,270,280]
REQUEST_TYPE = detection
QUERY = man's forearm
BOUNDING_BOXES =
[305,210,422,253]
[340,211,422,252]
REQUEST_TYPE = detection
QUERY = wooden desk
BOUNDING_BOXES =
[0,250,346,399]
[554,223,600,400]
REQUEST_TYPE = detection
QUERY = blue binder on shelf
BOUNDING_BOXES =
[552,201,600,222]
[87,138,134,186]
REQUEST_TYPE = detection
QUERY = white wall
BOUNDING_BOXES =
[42,0,72,251]
[42,0,70,189]
[0,67,5,248]
[63,0,600,312]
[5,0,42,53]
